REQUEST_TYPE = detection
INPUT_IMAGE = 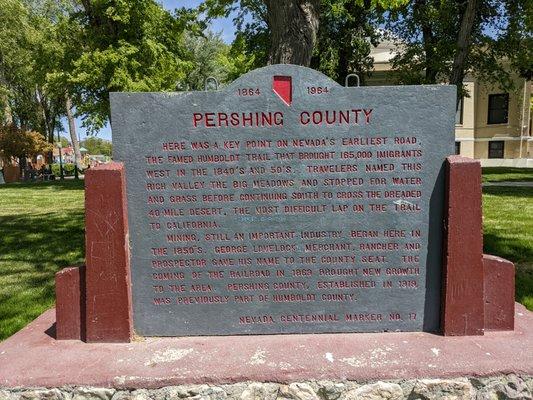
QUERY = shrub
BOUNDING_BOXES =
[51,163,80,176]
[51,163,60,176]
[63,163,75,174]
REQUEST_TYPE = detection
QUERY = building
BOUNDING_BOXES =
[368,40,532,167]
[52,146,75,164]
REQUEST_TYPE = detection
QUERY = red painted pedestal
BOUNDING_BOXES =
[84,162,133,342]
[484,254,515,331]
[441,156,515,335]
[55,266,84,340]
[441,156,485,335]
[55,162,133,342]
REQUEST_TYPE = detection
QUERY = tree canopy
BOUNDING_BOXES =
[384,0,531,94]
[0,0,243,154]
[0,124,52,163]
[0,0,530,162]
[80,136,112,156]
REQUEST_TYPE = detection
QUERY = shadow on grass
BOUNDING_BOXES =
[483,232,532,265]
[0,179,84,191]
[515,264,533,310]
[0,210,84,340]
[483,167,530,174]
[482,167,533,183]
[483,185,533,198]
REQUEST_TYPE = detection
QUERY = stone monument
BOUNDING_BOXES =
[0,65,529,400]
[52,65,516,341]
[111,65,453,336]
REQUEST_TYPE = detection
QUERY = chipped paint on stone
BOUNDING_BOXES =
[339,356,367,368]
[144,348,194,366]
[249,349,267,366]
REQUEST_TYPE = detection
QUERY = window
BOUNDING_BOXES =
[455,97,463,125]
[455,141,461,155]
[487,94,509,124]
[488,141,505,159]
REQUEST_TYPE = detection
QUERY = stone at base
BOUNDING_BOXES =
[0,376,531,400]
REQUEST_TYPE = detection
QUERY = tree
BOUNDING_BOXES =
[59,136,70,148]
[385,0,531,105]
[181,32,232,90]
[225,33,261,81]
[80,136,112,156]
[65,95,82,169]
[29,0,84,166]
[1,0,67,150]
[0,0,40,130]
[0,124,52,168]
[1,0,239,152]
[474,0,532,82]
[200,0,320,67]
[449,0,477,97]
[67,0,196,132]
[313,1,379,84]
[264,0,320,65]
[201,0,408,72]
[0,0,27,125]
[28,1,74,174]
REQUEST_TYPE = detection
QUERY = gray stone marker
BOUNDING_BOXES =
[111,65,455,336]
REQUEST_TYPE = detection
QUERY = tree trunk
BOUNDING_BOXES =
[3,102,13,125]
[66,95,83,170]
[414,0,438,83]
[18,154,26,176]
[36,86,50,141]
[0,82,12,126]
[0,57,12,125]
[35,88,57,165]
[264,0,320,66]
[450,0,478,110]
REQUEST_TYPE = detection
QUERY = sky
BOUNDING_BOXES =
[65,0,237,143]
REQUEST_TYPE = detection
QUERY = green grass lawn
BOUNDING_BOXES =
[0,180,84,340]
[0,171,531,341]
[483,186,533,310]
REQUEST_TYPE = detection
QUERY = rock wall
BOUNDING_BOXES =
[1,375,532,400]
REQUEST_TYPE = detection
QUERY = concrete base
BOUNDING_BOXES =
[0,304,532,390]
